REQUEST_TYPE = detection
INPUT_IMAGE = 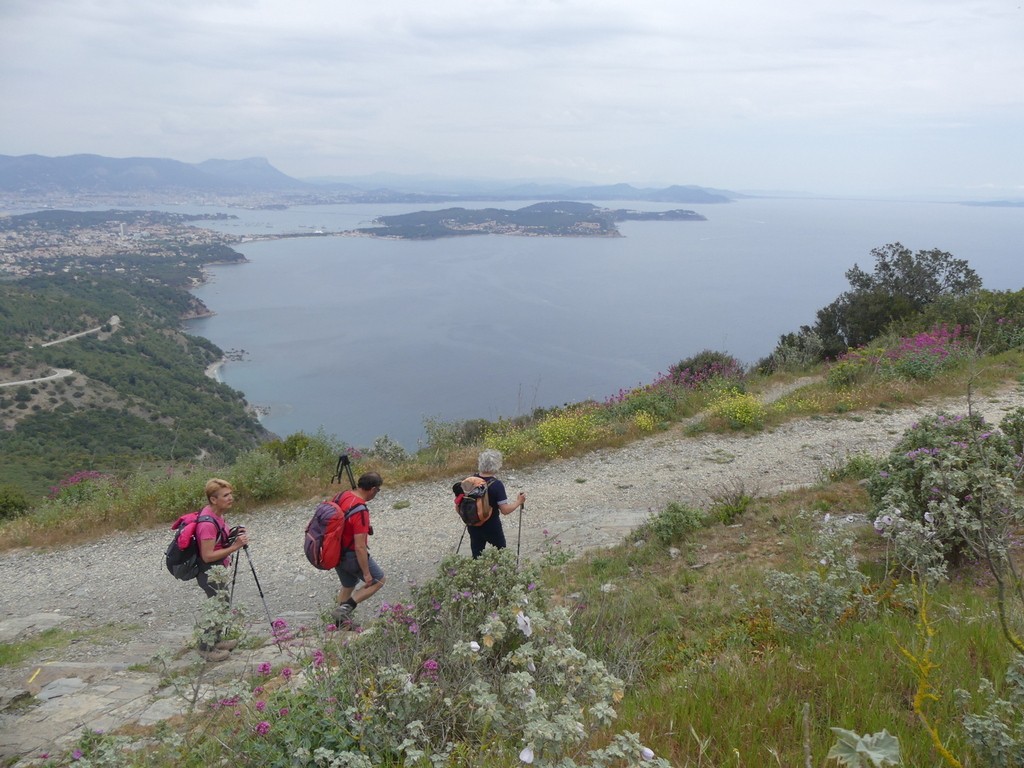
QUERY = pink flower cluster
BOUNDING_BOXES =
[48,470,110,498]
[885,323,964,362]
[378,602,420,634]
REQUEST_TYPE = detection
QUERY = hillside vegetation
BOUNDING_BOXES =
[0,210,271,497]
[2,228,1024,766]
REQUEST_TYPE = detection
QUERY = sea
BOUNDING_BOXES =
[182,197,1024,450]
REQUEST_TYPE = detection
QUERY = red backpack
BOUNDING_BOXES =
[304,491,367,570]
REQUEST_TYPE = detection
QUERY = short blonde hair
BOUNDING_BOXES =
[205,477,233,502]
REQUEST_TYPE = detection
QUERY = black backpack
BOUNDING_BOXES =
[165,512,219,581]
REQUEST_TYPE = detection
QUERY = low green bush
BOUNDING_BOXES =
[231,450,288,502]
[0,483,30,521]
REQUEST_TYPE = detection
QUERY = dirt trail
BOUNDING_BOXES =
[2,377,1023,761]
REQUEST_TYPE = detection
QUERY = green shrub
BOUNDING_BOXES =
[231,450,287,501]
[638,502,706,546]
[126,469,208,519]
[709,483,754,524]
[823,452,879,483]
[760,513,875,635]
[0,483,30,521]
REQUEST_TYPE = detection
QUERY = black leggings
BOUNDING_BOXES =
[196,567,223,598]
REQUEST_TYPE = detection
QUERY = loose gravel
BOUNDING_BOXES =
[2,378,1023,683]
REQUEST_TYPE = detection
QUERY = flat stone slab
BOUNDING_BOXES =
[0,613,68,643]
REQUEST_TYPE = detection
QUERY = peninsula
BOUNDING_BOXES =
[356,201,706,240]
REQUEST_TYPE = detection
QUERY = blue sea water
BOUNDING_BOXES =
[185,197,1024,449]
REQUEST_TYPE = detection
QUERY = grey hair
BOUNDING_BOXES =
[477,449,503,473]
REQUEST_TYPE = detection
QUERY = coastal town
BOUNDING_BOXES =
[0,209,243,279]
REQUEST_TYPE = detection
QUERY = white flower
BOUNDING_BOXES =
[640,747,655,761]
[469,641,481,652]
[519,746,534,764]
[516,611,533,637]
[527,688,536,701]
[527,660,536,673]
[819,558,829,566]
[924,511,935,523]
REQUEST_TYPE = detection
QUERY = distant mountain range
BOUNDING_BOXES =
[0,153,740,204]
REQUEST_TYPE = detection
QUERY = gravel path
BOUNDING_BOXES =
[2,378,1023,678]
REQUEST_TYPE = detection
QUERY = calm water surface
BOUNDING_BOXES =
[185,198,1024,448]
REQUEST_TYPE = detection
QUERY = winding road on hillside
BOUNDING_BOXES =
[1,377,1024,759]
[0,316,120,389]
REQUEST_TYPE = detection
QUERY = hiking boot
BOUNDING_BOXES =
[198,647,230,663]
[331,603,354,623]
[215,639,239,651]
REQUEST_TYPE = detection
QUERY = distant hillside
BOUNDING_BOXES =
[0,154,311,194]
[0,153,743,204]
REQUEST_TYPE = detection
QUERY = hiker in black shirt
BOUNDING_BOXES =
[468,449,526,559]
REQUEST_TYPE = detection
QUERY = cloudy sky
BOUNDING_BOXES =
[1,0,1022,198]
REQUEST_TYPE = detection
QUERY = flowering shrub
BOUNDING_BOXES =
[709,389,766,429]
[666,350,745,391]
[47,470,114,504]
[883,324,969,381]
[226,549,669,767]
[535,406,604,455]
[484,419,535,459]
[828,324,970,389]
[632,410,656,433]
[868,410,1024,576]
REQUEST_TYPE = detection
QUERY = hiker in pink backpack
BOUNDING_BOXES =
[330,472,387,630]
[195,478,250,660]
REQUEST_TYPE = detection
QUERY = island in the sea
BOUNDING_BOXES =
[355,201,707,239]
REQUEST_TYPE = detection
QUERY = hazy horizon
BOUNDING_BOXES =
[2,1,1023,201]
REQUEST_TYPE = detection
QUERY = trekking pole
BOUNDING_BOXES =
[455,525,467,555]
[516,501,524,568]
[229,551,240,608]
[241,545,283,650]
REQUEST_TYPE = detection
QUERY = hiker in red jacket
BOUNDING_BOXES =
[331,472,387,629]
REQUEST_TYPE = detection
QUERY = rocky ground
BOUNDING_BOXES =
[2,376,1023,761]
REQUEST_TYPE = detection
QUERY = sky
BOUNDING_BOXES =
[1,0,1023,199]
